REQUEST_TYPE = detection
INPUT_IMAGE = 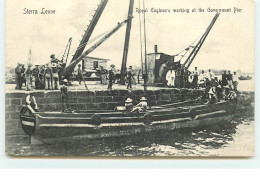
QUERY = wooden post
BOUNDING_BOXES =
[120,0,135,85]
[143,0,148,92]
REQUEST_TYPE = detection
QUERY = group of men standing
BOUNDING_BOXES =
[106,64,136,90]
[166,66,238,92]
[15,63,32,91]
[166,66,216,89]
[15,54,64,91]
[221,70,238,91]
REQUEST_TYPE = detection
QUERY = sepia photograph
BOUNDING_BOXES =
[5,0,254,157]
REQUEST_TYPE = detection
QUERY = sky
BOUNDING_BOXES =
[6,0,254,73]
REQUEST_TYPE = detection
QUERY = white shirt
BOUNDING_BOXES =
[199,73,206,81]
[26,95,38,109]
[233,74,238,82]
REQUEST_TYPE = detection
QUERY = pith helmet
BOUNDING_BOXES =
[125,98,133,103]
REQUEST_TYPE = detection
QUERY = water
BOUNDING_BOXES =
[6,116,254,157]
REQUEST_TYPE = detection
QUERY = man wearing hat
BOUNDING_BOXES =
[26,92,38,114]
[125,98,133,112]
[132,97,148,112]
[127,66,133,89]
[15,63,22,90]
[60,85,69,112]
[25,64,32,91]
[32,65,40,89]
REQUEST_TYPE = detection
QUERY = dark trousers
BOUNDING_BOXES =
[16,75,22,89]
[108,80,113,89]
[127,78,132,89]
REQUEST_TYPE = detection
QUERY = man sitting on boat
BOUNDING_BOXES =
[131,97,148,113]
[26,92,38,114]
[125,98,133,112]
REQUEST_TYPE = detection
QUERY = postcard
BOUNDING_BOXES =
[5,0,254,157]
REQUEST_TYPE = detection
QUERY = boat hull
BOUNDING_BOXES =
[20,100,237,143]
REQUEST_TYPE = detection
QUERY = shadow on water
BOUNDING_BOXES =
[7,117,252,157]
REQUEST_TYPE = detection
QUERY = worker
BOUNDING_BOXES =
[32,65,40,89]
[183,67,190,88]
[227,70,233,89]
[44,63,52,90]
[207,69,215,81]
[50,54,59,64]
[26,92,38,114]
[192,67,199,89]
[25,64,32,91]
[21,64,26,88]
[52,63,59,90]
[60,84,69,112]
[131,97,148,112]
[125,98,133,112]
[223,85,237,101]
[166,67,174,87]
[77,64,83,85]
[188,72,193,89]
[107,65,115,90]
[233,71,238,91]
[221,71,228,87]
[15,63,22,90]
[127,66,133,89]
[199,70,206,88]
[175,69,181,88]
[100,66,107,85]
[206,86,218,104]
[137,69,141,84]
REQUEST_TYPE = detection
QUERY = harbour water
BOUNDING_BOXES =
[5,116,254,157]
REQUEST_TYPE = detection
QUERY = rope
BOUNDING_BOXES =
[68,26,114,55]
[176,32,204,61]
